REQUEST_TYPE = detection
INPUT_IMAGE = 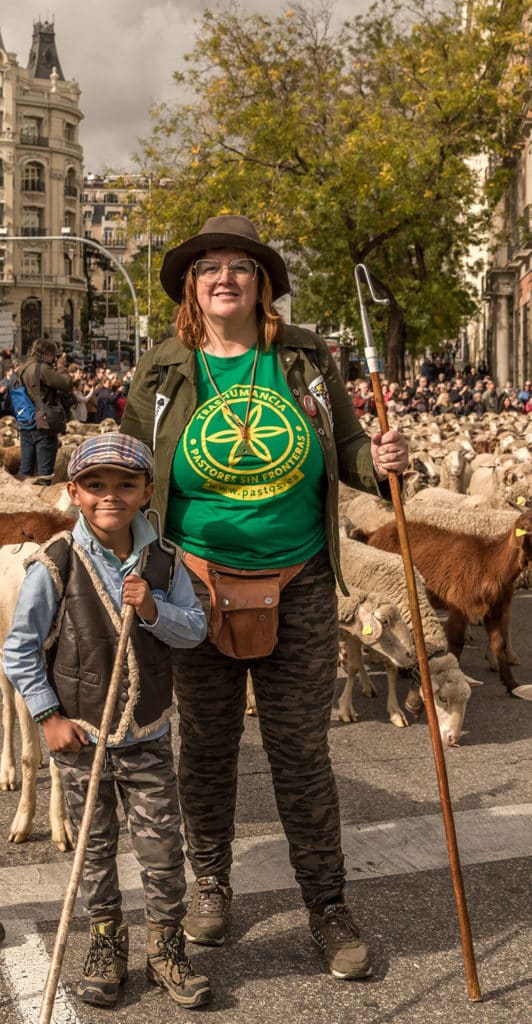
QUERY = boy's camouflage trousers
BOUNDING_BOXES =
[173,547,346,910]
[53,733,186,922]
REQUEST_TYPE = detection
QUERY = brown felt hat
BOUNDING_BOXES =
[159,215,291,303]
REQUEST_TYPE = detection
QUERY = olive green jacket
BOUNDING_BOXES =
[121,325,386,595]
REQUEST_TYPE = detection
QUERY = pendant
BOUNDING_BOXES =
[235,440,253,458]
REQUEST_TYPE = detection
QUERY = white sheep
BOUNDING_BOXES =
[339,535,483,746]
[336,588,414,727]
[246,587,415,727]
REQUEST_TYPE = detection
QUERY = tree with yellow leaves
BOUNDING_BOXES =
[131,0,528,378]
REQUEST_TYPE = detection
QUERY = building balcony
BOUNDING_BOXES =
[19,273,42,284]
[103,236,127,248]
[20,133,49,147]
[64,185,78,198]
[22,181,45,193]
[19,227,47,237]
[483,264,516,299]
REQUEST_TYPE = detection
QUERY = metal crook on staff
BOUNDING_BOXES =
[354,263,481,1002]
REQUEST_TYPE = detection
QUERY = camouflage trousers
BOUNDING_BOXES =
[52,732,186,923]
[173,547,345,911]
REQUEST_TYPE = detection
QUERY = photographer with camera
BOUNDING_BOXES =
[18,338,73,483]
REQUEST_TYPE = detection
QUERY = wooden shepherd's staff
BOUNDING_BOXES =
[38,551,147,1024]
[354,264,481,1002]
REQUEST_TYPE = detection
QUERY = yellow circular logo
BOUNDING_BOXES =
[182,386,311,501]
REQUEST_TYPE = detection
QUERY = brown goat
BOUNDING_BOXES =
[366,511,532,695]
[0,445,21,477]
[0,511,76,545]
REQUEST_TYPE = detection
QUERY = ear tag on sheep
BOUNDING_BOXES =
[362,624,373,635]
[515,528,527,537]
[516,496,525,506]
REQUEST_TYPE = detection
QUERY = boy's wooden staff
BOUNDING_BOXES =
[38,552,147,1024]
[354,264,481,1002]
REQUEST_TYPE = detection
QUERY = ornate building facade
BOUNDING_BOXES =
[462,8,531,387]
[0,20,84,356]
[481,93,531,386]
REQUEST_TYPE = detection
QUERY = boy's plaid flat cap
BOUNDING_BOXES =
[67,433,154,481]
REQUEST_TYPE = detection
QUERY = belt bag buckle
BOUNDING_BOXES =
[210,571,281,659]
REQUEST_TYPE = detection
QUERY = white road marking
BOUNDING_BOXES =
[1,919,79,1023]
[0,803,529,1021]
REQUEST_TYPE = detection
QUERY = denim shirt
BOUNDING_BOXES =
[2,511,207,746]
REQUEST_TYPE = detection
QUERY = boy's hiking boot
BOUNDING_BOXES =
[183,875,233,946]
[309,903,372,980]
[146,924,211,1007]
[77,920,128,1006]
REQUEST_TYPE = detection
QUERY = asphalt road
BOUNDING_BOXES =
[0,591,530,1024]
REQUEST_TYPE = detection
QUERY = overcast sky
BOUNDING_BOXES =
[1,1,371,174]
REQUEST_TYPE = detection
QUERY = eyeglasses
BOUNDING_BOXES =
[192,258,258,281]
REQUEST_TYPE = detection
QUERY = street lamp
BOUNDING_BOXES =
[0,228,141,362]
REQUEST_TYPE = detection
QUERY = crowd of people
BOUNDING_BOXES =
[347,357,532,418]
[1,348,132,425]
[2,346,531,432]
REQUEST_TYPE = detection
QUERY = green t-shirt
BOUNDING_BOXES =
[166,344,327,567]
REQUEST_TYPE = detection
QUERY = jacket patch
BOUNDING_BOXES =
[154,391,170,448]
[309,375,333,430]
[303,394,318,416]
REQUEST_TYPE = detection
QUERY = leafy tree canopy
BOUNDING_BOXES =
[134,0,529,376]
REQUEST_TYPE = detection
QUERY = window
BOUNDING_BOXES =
[0,159,3,188]
[22,207,43,234]
[21,117,42,144]
[22,161,45,192]
[0,73,3,98]
[22,251,42,275]
[0,249,5,278]
[63,209,75,230]
[64,122,76,142]
[64,168,77,197]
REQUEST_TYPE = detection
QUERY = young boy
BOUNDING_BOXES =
[3,433,210,1009]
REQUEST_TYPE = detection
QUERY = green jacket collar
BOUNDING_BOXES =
[151,325,322,370]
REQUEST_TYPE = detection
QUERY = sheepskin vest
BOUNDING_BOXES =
[26,533,176,744]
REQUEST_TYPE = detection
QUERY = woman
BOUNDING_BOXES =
[121,215,408,981]
[70,373,94,423]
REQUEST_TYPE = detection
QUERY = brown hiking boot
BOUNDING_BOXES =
[309,903,372,979]
[77,920,128,1006]
[183,875,233,946]
[146,924,211,1007]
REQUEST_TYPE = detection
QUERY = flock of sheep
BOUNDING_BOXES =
[0,405,531,851]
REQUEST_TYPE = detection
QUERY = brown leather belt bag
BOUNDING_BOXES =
[183,552,305,659]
